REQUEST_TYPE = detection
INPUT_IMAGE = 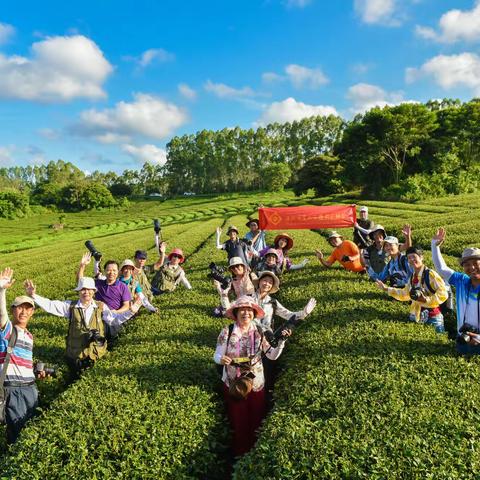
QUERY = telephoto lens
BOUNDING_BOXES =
[153,219,161,234]
[84,240,103,261]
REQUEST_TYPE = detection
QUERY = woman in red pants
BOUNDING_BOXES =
[214,295,290,457]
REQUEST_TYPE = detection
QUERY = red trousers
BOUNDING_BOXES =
[223,384,266,457]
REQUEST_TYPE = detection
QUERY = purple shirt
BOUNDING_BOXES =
[94,279,131,310]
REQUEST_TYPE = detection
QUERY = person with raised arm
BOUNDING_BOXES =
[0,268,40,444]
[216,225,251,266]
[431,227,480,353]
[25,277,140,374]
[244,219,267,253]
[376,246,448,332]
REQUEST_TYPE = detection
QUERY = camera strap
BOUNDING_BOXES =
[0,325,18,389]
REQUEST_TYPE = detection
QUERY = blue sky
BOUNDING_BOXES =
[0,0,478,173]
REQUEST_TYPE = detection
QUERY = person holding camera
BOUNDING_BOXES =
[367,229,413,287]
[77,252,131,313]
[315,231,365,273]
[431,228,480,353]
[0,268,44,443]
[375,246,448,332]
[150,242,191,294]
[25,277,140,374]
[213,295,290,457]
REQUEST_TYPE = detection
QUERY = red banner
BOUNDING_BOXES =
[259,205,357,230]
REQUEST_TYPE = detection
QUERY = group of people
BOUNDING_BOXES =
[1,208,479,457]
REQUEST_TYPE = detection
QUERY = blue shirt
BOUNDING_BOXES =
[245,230,266,252]
[369,253,413,287]
[448,271,480,332]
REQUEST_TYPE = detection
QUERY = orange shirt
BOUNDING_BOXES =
[326,240,364,272]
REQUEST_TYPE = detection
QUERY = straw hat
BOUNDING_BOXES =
[225,295,265,320]
[274,233,293,250]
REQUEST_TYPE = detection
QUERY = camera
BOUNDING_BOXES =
[153,219,161,234]
[410,285,423,301]
[85,240,103,262]
[88,328,106,347]
[208,262,232,290]
[457,323,480,344]
[264,314,300,348]
[34,362,57,378]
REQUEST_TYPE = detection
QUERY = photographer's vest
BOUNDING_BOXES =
[152,265,182,292]
[66,302,108,362]
[137,268,153,301]
[367,245,390,274]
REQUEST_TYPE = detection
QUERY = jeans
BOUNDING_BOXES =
[409,311,445,333]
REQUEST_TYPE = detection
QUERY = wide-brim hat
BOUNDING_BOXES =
[228,256,246,270]
[384,236,399,245]
[246,219,259,228]
[11,295,35,308]
[369,224,386,240]
[274,233,294,250]
[459,247,480,266]
[120,259,135,270]
[225,295,265,320]
[168,248,185,263]
[226,225,239,235]
[74,277,97,292]
[264,248,279,259]
[254,271,280,294]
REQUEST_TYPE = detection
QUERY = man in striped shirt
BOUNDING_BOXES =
[0,267,38,444]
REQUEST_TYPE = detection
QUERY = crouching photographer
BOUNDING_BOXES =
[25,277,141,376]
[213,296,290,457]
[376,246,448,333]
[431,228,480,354]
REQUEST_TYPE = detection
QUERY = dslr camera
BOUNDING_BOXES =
[208,262,232,290]
[34,362,57,378]
[264,314,299,348]
[153,219,161,235]
[409,284,423,301]
[85,240,103,262]
[88,328,106,347]
[457,323,480,344]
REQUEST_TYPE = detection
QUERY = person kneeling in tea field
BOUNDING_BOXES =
[431,228,480,354]
[25,277,140,374]
[77,253,131,313]
[0,268,47,444]
[375,246,448,333]
[258,233,308,273]
[150,242,191,295]
[214,295,290,457]
[315,231,365,273]
[118,259,156,313]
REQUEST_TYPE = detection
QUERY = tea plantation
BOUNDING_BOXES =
[1,191,480,479]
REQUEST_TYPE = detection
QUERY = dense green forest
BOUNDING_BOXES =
[1,98,480,218]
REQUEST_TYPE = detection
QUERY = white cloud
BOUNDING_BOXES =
[178,83,197,100]
[415,1,480,43]
[347,82,405,113]
[124,48,174,68]
[406,53,480,94]
[71,93,188,142]
[204,80,256,99]
[354,0,400,26]
[256,97,338,126]
[0,22,15,45]
[285,64,329,88]
[352,62,373,74]
[0,35,112,102]
[0,145,14,166]
[262,72,284,83]
[38,128,60,140]
[122,143,167,165]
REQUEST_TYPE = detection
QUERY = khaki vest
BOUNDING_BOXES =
[137,268,153,301]
[66,302,108,362]
[152,265,182,292]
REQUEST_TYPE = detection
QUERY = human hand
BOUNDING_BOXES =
[402,224,412,238]
[304,297,317,315]
[432,227,446,246]
[130,298,142,314]
[24,279,36,296]
[80,251,92,266]
[221,355,232,365]
[216,227,222,235]
[280,329,292,338]
[159,241,167,254]
[415,293,427,303]
[315,249,323,259]
[300,258,309,267]
[0,267,15,290]
[375,280,387,291]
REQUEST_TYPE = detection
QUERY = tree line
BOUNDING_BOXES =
[1,98,480,217]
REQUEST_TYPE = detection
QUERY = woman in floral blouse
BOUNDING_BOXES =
[213,295,290,456]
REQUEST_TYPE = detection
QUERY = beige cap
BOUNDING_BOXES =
[460,247,480,266]
[228,256,246,269]
[74,277,97,291]
[11,295,35,308]
[120,259,135,270]
[328,231,343,240]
